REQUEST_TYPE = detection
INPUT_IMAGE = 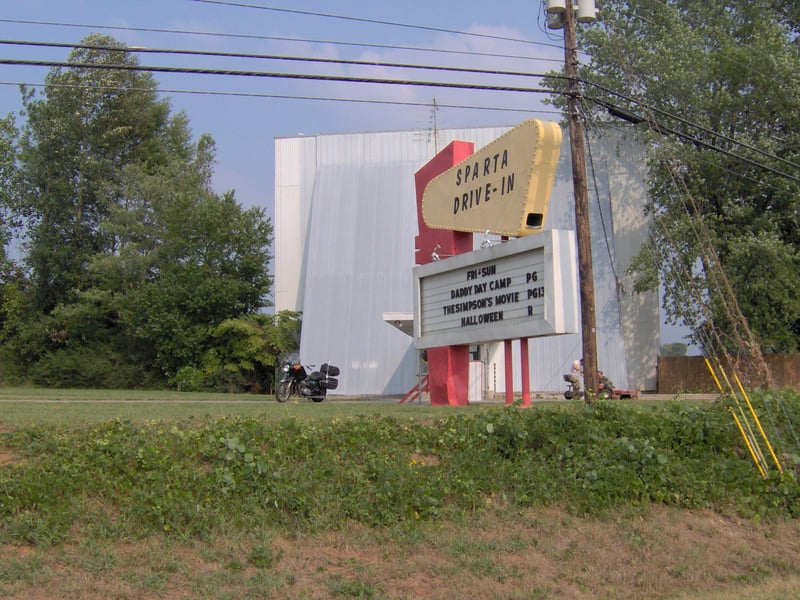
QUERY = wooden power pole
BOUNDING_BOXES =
[562,1,598,400]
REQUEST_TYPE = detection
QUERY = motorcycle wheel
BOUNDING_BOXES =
[276,381,292,403]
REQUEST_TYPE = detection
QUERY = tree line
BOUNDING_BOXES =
[550,1,800,373]
[4,3,799,391]
[0,34,298,392]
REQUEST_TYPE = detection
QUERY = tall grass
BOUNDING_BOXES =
[1,390,798,548]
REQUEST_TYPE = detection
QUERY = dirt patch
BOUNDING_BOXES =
[1,506,799,599]
[409,452,441,466]
[0,450,21,467]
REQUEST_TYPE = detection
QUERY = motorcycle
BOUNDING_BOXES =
[276,356,340,403]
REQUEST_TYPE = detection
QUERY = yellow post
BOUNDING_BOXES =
[735,374,783,474]
[715,358,769,475]
[729,408,767,479]
[704,358,723,393]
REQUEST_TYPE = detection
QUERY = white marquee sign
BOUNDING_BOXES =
[413,230,578,349]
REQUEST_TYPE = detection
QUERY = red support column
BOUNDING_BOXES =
[426,346,470,406]
[415,141,474,406]
[504,339,514,405]
[520,338,530,407]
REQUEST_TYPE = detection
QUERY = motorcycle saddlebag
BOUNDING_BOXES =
[321,377,338,390]
[321,363,340,377]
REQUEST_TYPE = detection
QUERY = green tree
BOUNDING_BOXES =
[3,34,275,389]
[0,113,18,264]
[174,311,301,393]
[572,1,800,353]
[113,156,273,380]
[16,33,170,313]
[660,343,687,358]
[0,113,26,381]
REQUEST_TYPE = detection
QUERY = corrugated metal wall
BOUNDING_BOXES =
[274,125,658,396]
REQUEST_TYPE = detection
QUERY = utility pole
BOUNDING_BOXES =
[557,1,598,400]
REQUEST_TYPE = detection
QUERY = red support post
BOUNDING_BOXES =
[520,338,530,407]
[414,141,474,406]
[504,339,514,405]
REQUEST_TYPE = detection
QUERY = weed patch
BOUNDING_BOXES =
[1,394,799,549]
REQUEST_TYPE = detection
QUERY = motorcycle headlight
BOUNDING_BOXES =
[282,365,290,372]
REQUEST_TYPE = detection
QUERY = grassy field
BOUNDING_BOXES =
[1,387,799,599]
[0,387,467,427]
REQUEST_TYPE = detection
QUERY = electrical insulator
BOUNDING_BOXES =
[576,0,597,22]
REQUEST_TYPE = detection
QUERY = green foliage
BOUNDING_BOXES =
[173,312,300,393]
[572,1,800,352]
[661,343,688,357]
[17,34,170,313]
[1,391,798,547]
[724,233,800,352]
[0,113,23,360]
[0,113,19,269]
[28,345,149,389]
[0,35,276,389]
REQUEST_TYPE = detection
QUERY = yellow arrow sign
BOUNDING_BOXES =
[422,119,562,237]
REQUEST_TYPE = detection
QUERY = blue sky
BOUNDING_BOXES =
[0,0,568,217]
[0,2,696,347]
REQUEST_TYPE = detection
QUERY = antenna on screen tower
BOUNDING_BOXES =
[429,97,440,152]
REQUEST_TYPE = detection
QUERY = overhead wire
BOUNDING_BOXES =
[0,80,560,116]
[0,38,562,81]
[0,57,561,96]
[0,18,564,64]
[0,8,570,136]
[187,0,566,51]
[4,38,796,188]
[579,97,622,290]
[4,4,795,190]
[6,9,794,183]
[582,88,800,180]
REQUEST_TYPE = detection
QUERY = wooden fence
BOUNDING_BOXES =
[657,355,800,394]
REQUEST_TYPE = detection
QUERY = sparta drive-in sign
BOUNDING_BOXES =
[421,118,562,237]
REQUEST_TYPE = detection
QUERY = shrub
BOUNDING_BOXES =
[1,391,798,546]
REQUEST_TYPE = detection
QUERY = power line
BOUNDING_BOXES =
[0,57,559,96]
[0,18,564,64]
[0,38,560,81]
[0,80,560,116]
[7,33,793,187]
[188,0,565,50]
[587,96,800,185]
[6,43,794,186]
[579,74,800,177]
